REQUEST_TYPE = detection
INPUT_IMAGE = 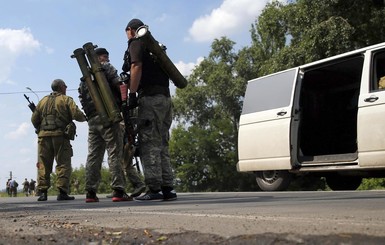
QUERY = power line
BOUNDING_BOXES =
[0,89,78,95]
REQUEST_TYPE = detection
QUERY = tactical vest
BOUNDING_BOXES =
[123,39,170,97]
[78,81,97,118]
[39,95,67,131]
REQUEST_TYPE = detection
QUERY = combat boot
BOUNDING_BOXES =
[37,191,47,201]
[57,190,75,201]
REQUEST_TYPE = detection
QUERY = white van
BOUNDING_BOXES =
[237,42,385,191]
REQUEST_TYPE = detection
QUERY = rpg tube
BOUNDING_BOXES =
[136,25,188,89]
[83,42,122,124]
[71,48,111,127]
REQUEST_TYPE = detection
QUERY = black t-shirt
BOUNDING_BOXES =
[129,39,169,89]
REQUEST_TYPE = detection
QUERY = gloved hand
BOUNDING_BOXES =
[128,92,138,109]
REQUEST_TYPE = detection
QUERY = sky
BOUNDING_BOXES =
[0,0,274,186]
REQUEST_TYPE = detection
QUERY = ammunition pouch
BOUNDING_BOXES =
[64,122,77,140]
[122,50,131,73]
[39,94,66,131]
[40,114,59,131]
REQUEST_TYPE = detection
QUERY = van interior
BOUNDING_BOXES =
[298,55,364,164]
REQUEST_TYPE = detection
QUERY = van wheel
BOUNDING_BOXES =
[325,175,362,191]
[255,170,292,191]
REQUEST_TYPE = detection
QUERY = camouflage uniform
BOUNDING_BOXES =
[84,114,125,191]
[31,90,86,194]
[79,61,127,193]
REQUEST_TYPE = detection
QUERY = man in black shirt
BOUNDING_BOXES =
[123,18,177,201]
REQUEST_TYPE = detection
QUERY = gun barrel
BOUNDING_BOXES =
[23,94,36,112]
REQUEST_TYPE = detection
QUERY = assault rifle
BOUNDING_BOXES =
[24,94,39,134]
[120,75,141,172]
[24,94,36,112]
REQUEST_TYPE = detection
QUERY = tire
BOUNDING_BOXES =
[255,170,292,191]
[325,174,362,191]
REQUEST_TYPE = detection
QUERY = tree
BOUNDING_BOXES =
[70,164,86,194]
[171,37,258,191]
[70,164,113,195]
[251,0,385,76]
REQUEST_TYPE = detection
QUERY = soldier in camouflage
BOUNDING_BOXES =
[124,18,177,201]
[79,48,132,202]
[31,79,86,201]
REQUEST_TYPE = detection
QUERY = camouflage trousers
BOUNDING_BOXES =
[138,94,174,191]
[85,115,126,192]
[37,135,73,193]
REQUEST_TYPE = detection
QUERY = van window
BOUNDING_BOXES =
[242,69,297,115]
[372,51,385,91]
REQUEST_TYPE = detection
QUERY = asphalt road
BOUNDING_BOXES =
[1,191,385,244]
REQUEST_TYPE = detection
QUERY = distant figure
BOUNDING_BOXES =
[22,178,30,196]
[73,178,80,194]
[6,179,11,197]
[29,179,36,196]
[9,179,18,197]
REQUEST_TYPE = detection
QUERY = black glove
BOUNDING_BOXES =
[128,92,138,109]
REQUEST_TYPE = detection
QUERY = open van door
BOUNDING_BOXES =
[237,68,299,190]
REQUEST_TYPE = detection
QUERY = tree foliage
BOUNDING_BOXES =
[251,0,385,76]
[171,37,258,191]
[47,165,113,195]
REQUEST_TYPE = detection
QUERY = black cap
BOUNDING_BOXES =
[125,18,144,31]
[95,48,109,56]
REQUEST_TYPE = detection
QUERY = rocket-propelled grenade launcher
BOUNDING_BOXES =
[135,25,188,89]
[71,42,122,127]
